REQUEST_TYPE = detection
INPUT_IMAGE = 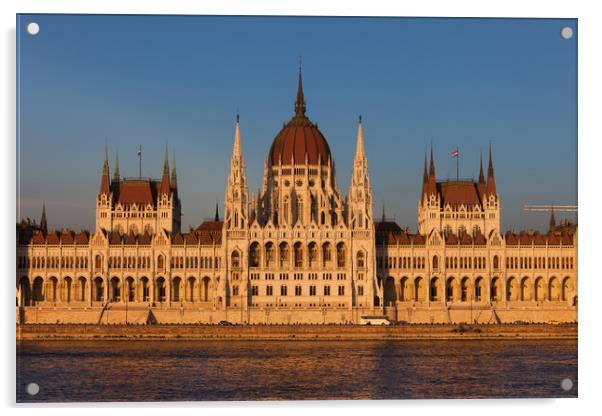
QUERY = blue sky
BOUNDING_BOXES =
[16,14,577,232]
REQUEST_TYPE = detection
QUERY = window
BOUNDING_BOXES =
[338,286,345,296]
[232,285,239,296]
[231,251,240,269]
[266,285,273,296]
[356,251,365,268]
[309,285,316,296]
[280,285,287,296]
[251,285,258,296]
[324,285,331,296]
[358,285,364,296]
[295,286,302,296]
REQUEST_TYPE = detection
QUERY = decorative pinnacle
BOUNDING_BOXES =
[295,61,306,116]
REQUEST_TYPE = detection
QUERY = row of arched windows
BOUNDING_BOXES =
[246,242,349,269]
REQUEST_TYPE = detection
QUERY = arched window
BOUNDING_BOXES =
[279,243,289,268]
[432,255,439,270]
[249,243,260,268]
[157,255,164,270]
[94,255,102,270]
[231,251,240,269]
[294,242,303,268]
[336,243,346,268]
[356,251,365,268]
[493,255,499,270]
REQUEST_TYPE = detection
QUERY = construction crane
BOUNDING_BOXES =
[523,205,577,212]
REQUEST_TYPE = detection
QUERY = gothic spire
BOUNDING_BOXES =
[99,143,110,194]
[214,201,220,222]
[354,114,365,160]
[160,144,171,194]
[478,152,485,184]
[40,202,47,235]
[486,144,497,195]
[382,203,386,222]
[549,205,556,233]
[171,151,177,189]
[113,151,120,182]
[427,146,437,195]
[294,61,306,116]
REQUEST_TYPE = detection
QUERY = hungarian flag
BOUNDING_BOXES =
[137,146,142,156]
[451,148,459,157]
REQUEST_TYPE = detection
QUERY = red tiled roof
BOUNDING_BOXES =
[446,233,458,245]
[110,232,122,245]
[519,233,533,245]
[268,115,331,166]
[32,232,45,244]
[172,233,184,245]
[46,232,60,245]
[505,231,518,245]
[474,233,486,245]
[75,231,89,244]
[460,233,472,245]
[117,180,156,206]
[185,232,198,244]
[412,234,426,245]
[60,231,74,244]
[438,181,481,207]
[139,233,151,245]
[125,231,137,245]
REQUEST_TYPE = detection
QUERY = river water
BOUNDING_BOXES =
[16,339,577,402]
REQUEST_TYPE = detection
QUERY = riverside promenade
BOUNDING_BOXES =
[16,323,577,341]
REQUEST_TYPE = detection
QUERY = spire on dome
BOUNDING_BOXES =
[113,151,120,182]
[294,60,306,117]
[99,143,110,194]
[160,144,171,194]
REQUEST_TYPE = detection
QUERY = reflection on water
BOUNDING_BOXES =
[17,339,577,402]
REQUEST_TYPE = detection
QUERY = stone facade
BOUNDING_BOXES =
[15,71,577,325]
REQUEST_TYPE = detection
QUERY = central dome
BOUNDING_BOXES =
[268,71,332,166]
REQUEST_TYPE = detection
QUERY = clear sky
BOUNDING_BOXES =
[16,14,577,233]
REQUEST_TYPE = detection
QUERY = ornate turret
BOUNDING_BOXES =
[224,114,248,230]
[348,114,373,230]
[549,206,556,233]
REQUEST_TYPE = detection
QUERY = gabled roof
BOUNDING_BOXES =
[474,232,487,245]
[505,231,518,245]
[60,231,74,244]
[46,232,60,245]
[172,233,184,245]
[185,232,198,244]
[75,231,89,244]
[32,232,45,244]
[139,232,151,245]
[110,232,123,245]
[445,233,458,245]
[125,231,138,245]
[459,233,472,245]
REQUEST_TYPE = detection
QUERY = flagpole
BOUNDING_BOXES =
[138,145,142,178]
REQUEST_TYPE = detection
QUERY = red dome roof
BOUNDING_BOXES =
[268,70,332,167]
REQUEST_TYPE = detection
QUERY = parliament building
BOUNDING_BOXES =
[16,71,578,324]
